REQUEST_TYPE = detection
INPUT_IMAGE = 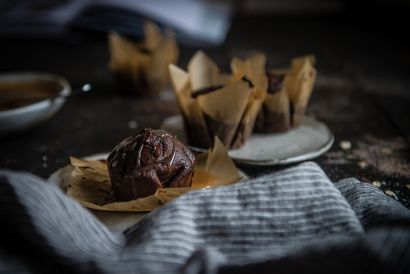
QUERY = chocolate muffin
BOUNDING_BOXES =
[266,72,285,94]
[187,77,255,149]
[107,128,195,201]
[255,71,291,133]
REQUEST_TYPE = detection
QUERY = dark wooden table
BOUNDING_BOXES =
[1,16,409,208]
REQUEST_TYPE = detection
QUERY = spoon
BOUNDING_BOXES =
[51,83,92,100]
[0,83,92,105]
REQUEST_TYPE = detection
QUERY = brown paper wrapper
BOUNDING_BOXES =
[285,55,317,126]
[255,69,291,133]
[169,51,267,149]
[108,21,179,96]
[256,55,316,132]
[65,137,241,212]
[230,54,268,147]
[169,63,212,148]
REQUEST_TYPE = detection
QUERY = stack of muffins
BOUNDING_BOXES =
[169,51,317,150]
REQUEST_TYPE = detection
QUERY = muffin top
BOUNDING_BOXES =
[108,128,195,200]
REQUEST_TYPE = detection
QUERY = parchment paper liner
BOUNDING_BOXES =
[230,53,268,147]
[255,55,316,132]
[108,21,179,96]
[169,51,267,149]
[255,68,291,132]
[286,55,317,126]
[66,137,241,212]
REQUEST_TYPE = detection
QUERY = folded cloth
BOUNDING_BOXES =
[0,162,409,274]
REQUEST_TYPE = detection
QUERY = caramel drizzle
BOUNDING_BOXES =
[136,140,144,168]
[166,134,176,167]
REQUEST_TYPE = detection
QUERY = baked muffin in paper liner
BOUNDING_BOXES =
[255,55,316,133]
[108,21,178,96]
[169,51,268,149]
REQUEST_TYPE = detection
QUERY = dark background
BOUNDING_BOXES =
[0,0,409,207]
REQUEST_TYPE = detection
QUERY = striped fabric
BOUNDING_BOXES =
[0,162,409,274]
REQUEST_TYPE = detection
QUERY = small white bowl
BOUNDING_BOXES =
[0,73,71,136]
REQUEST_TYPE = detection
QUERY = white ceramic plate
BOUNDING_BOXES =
[161,115,334,166]
[0,72,71,136]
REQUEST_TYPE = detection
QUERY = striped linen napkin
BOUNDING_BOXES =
[0,162,409,273]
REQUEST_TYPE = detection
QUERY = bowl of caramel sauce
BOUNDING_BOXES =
[0,73,71,136]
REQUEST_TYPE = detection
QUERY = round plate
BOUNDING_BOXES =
[161,115,334,166]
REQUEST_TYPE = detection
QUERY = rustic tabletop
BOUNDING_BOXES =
[1,16,409,208]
